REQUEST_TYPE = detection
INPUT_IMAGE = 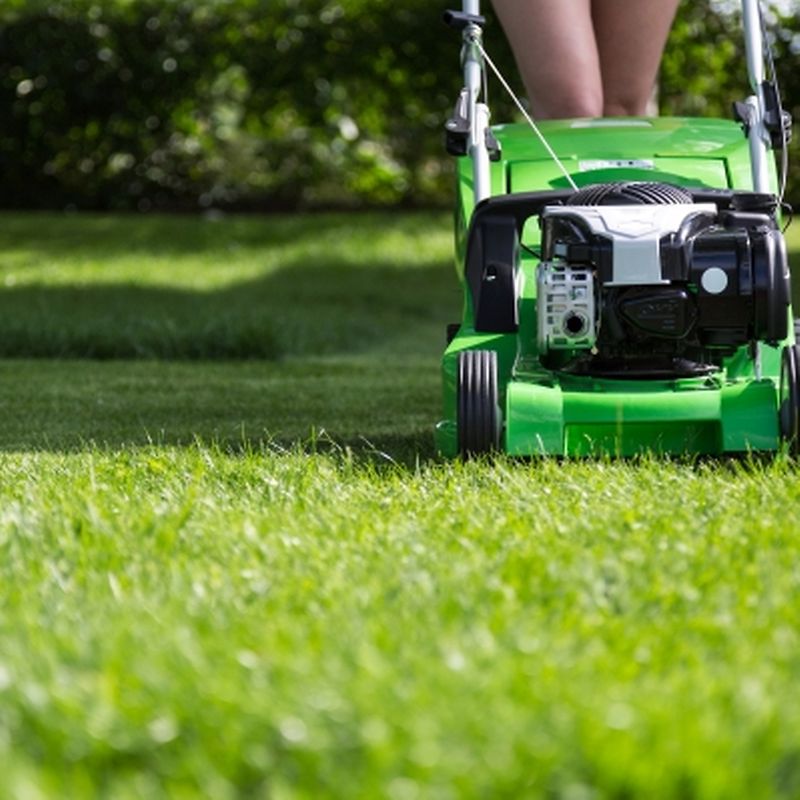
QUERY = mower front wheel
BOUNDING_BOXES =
[779,344,800,453]
[457,350,502,457]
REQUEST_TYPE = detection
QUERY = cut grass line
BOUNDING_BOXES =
[0,211,458,360]
[0,358,440,458]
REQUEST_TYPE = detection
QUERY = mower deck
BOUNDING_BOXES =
[436,117,792,458]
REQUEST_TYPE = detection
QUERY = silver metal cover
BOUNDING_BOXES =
[542,204,718,286]
[537,262,595,352]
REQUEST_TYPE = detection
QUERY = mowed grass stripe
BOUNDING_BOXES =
[0,358,439,456]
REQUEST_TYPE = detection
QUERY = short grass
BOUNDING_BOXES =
[0,212,798,798]
[0,211,456,458]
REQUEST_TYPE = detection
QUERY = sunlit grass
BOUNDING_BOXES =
[2,448,800,798]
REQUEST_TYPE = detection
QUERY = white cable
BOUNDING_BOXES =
[475,39,578,191]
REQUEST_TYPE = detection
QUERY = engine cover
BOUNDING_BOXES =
[618,288,696,339]
[533,182,791,374]
[542,203,718,287]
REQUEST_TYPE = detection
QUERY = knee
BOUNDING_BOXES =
[603,86,657,117]
[532,88,603,120]
[603,99,645,117]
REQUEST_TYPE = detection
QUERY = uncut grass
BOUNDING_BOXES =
[1,449,800,798]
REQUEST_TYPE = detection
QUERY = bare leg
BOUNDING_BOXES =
[591,0,680,116]
[491,0,603,119]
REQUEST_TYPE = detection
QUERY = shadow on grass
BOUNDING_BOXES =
[0,212,460,459]
[0,259,457,360]
[0,358,444,462]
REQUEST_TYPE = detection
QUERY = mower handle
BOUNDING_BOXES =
[741,0,772,193]
[456,0,778,201]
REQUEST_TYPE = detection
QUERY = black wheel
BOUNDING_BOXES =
[457,350,501,457]
[779,344,800,452]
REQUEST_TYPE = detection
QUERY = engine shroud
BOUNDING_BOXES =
[536,192,789,375]
[479,181,792,378]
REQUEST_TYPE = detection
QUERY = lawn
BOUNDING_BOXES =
[0,212,799,798]
[0,212,455,456]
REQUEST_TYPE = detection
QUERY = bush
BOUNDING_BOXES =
[0,0,797,211]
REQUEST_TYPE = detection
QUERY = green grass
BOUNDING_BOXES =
[0,211,456,457]
[0,213,453,360]
[0,212,799,798]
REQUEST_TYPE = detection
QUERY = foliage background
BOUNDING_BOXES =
[0,0,798,211]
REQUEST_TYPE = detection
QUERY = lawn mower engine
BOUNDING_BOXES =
[537,182,790,378]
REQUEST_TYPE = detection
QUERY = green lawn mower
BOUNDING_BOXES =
[435,0,795,458]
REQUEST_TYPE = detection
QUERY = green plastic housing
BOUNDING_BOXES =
[436,117,789,457]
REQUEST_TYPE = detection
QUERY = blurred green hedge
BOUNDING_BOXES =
[0,0,797,211]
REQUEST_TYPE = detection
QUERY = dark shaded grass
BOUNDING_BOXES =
[0,261,450,360]
[0,211,458,457]
[0,212,458,360]
[0,358,440,462]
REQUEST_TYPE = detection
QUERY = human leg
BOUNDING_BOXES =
[491,0,603,119]
[591,0,680,116]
